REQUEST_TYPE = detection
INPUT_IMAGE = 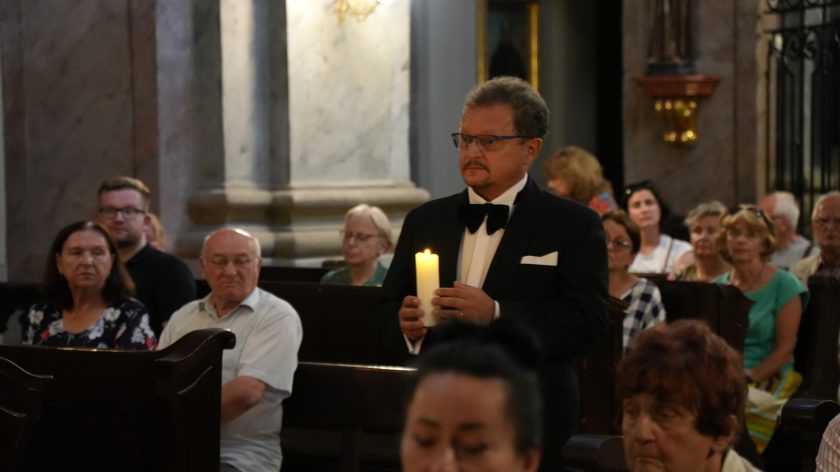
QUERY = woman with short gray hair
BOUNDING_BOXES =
[321,204,393,286]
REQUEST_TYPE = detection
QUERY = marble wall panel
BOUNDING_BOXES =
[2,0,141,280]
[286,0,410,184]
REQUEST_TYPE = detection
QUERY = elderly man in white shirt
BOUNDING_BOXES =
[158,228,302,471]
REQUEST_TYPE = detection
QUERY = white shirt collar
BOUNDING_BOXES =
[467,173,529,207]
[199,286,261,318]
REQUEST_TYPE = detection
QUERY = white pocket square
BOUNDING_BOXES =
[520,251,558,267]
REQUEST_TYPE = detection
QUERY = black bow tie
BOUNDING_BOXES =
[458,203,510,235]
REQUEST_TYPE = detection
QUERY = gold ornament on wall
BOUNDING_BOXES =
[635,75,720,146]
[335,0,380,24]
[635,0,720,146]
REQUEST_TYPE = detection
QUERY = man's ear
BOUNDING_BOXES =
[524,138,543,165]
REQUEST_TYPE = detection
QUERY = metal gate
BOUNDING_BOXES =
[764,0,840,232]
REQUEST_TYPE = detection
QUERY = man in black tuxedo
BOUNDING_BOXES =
[379,76,608,470]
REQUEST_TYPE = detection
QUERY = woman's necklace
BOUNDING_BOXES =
[733,263,766,292]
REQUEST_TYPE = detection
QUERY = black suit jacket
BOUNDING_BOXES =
[379,177,608,430]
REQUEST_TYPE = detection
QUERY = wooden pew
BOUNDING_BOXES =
[562,434,627,472]
[793,276,840,400]
[654,280,752,352]
[578,297,627,435]
[762,399,840,472]
[259,265,328,283]
[256,282,409,366]
[0,357,52,472]
[282,362,415,472]
[0,329,235,472]
[761,278,840,470]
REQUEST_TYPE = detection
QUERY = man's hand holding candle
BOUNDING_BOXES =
[433,282,495,323]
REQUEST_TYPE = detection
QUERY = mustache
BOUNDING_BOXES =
[462,160,488,171]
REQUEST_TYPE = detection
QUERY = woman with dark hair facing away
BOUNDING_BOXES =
[714,205,807,453]
[602,211,666,354]
[401,318,542,472]
[671,200,732,281]
[619,319,758,471]
[543,146,618,215]
[22,221,156,350]
[623,181,691,274]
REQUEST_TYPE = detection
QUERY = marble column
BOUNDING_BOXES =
[171,0,427,265]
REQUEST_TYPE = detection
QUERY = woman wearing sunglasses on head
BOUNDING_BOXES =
[714,205,808,454]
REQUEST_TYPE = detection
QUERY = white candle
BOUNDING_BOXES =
[415,249,440,327]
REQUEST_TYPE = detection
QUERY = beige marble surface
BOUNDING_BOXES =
[286,0,410,184]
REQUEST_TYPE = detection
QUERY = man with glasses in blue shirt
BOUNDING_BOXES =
[379,76,608,470]
[95,176,196,335]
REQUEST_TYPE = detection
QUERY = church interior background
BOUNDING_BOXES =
[0,0,837,281]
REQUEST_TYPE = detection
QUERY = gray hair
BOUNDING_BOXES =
[462,76,549,139]
[813,191,840,219]
[346,204,393,249]
[769,191,800,228]
[202,227,262,259]
[684,200,728,227]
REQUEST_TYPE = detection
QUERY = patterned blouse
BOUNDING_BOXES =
[23,297,157,350]
[621,278,666,354]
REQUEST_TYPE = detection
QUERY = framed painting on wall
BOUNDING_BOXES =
[477,0,540,90]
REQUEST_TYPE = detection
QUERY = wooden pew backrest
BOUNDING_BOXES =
[578,296,627,435]
[794,276,840,400]
[282,362,415,470]
[257,282,409,366]
[0,329,234,472]
[655,280,751,353]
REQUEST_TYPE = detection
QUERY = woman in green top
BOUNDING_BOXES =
[714,204,808,454]
[321,204,393,286]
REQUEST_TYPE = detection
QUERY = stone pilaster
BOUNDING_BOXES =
[168,0,428,264]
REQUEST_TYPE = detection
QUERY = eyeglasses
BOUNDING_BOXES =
[450,133,531,152]
[606,239,633,251]
[98,206,146,220]
[340,230,381,243]
[815,217,840,228]
[206,257,254,270]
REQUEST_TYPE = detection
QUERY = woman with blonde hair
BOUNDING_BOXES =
[544,146,618,215]
[714,205,808,453]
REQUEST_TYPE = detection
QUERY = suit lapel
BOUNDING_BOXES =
[436,191,468,287]
[482,178,542,298]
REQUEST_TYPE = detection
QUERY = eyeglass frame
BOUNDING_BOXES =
[606,238,633,251]
[340,230,382,244]
[814,217,840,228]
[97,206,146,220]
[204,256,257,271]
[450,133,534,152]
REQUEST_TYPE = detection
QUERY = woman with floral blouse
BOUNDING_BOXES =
[23,221,156,350]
